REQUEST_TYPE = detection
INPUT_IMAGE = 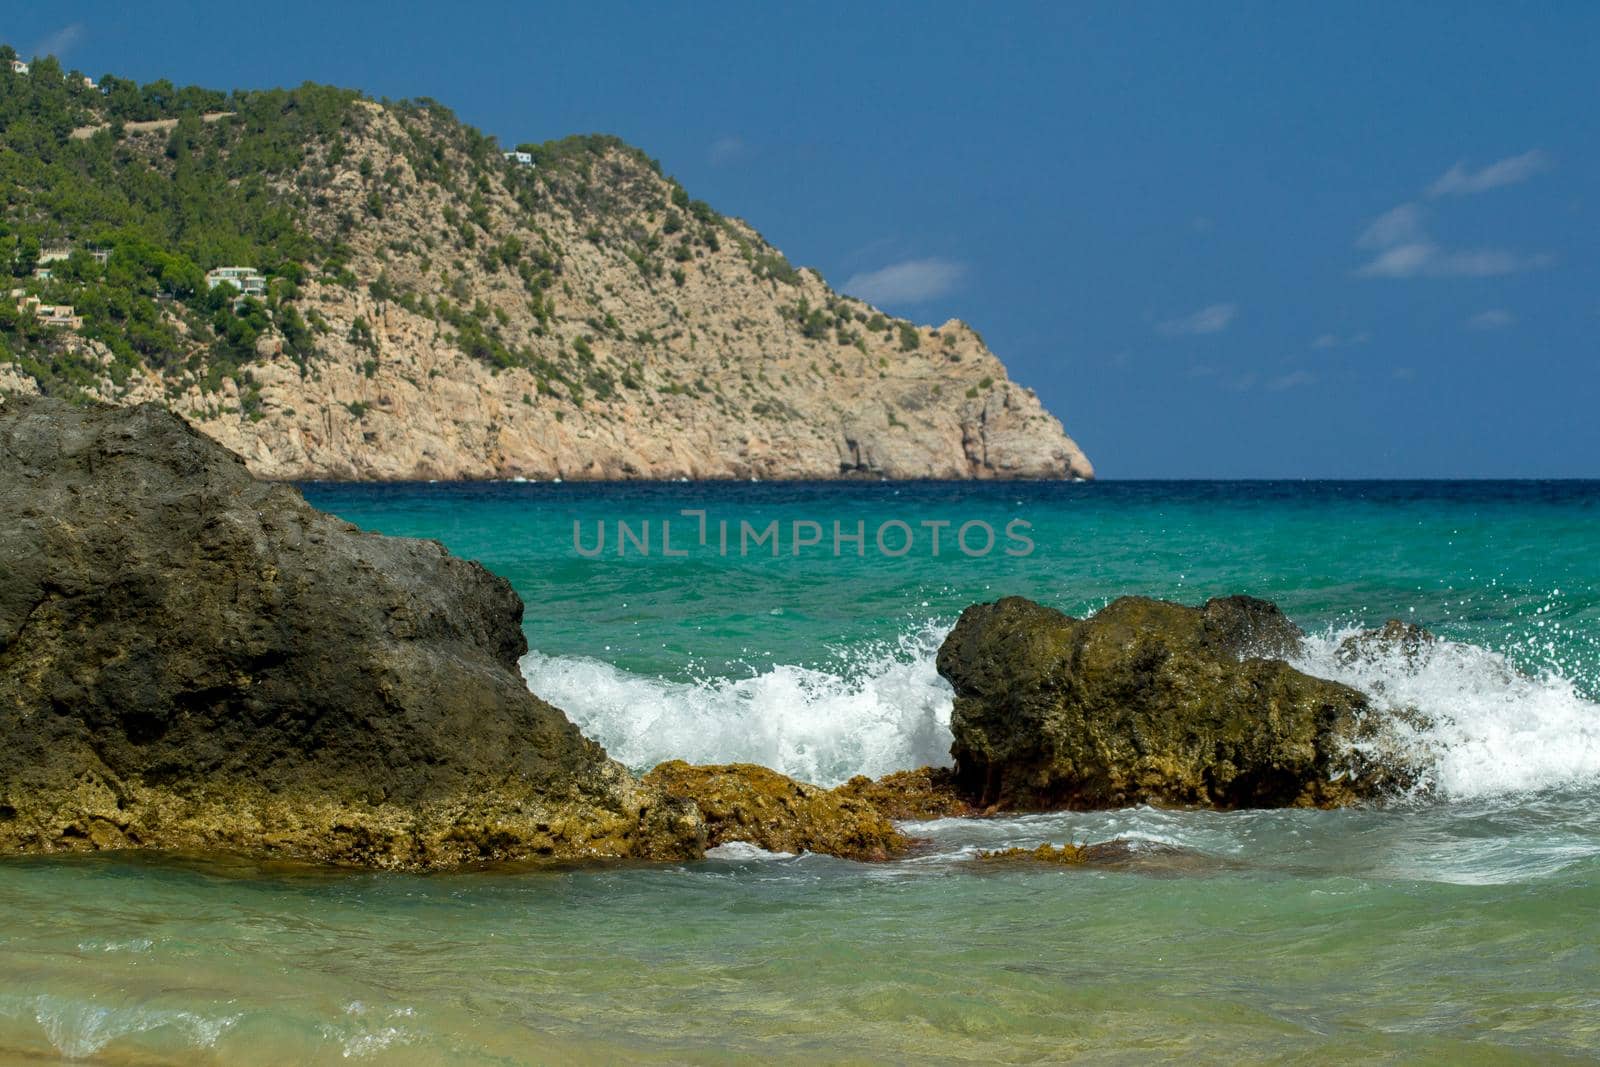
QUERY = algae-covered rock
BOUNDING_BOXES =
[937,595,1414,810]
[1337,618,1436,667]
[976,842,1118,865]
[834,767,975,821]
[975,840,1215,874]
[0,396,705,868]
[642,761,908,860]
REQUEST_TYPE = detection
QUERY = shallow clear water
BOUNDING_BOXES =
[3,481,1598,1063]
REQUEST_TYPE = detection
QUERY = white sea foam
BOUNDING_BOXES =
[705,841,797,860]
[0,994,238,1059]
[523,614,1600,800]
[520,622,954,787]
[1294,626,1600,799]
[320,1002,418,1059]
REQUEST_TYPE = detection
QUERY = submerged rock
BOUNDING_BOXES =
[936,595,1416,810]
[834,766,975,821]
[642,761,908,861]
[976,842,1130,866]
[975,840,1217,874]
[0,397,705,869]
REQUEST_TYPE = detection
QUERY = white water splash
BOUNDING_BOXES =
[520,623,955,787]
[524,613,1600,800]
[1294,627,1600,799]
[319,1002,419,1060]
[705,841,797,860]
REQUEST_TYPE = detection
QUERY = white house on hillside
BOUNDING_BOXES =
[205,267,268,297]
[502,150,534,166]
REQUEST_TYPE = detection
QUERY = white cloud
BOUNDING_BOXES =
[1312,331,1369,349]
[31,23,84,59]
[1356,243,1552,278]
[1354,152,1555,280]
[708,135,746,167]
[1266,369,1317,391]
[1156,303,1236,337]
[1428,150,1552,197]
[1358,203,1426,249]
[843,258,965,305]
[1466,308,1515,330]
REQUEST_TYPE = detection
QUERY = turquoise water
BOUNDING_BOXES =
[3,481,1599,1063]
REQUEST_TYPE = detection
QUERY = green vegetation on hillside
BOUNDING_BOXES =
[1,45,910,415]
[0,44,361,404]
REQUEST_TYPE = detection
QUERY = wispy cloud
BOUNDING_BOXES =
[843,258,964,305]
[1428,150,1552,197]
[1156,303,1236,337]
[1355,150,1554,280]
[708,135,747,168]
[1312,331,1370,349]
[1266,369,1317,391]
[31,23,84,59]
[1356,243,1552,279]
[1357,204,1426,249]
[1354,200,1552,279]
[1466,308,1515,330]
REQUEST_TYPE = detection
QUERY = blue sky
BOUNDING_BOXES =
[7,3,1597,476]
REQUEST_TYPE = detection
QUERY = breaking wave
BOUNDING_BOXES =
[521,622,955,787]
[1293,625,1600,799]
[523,611,1600,798]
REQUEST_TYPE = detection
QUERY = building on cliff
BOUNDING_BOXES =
[205,267,268,297]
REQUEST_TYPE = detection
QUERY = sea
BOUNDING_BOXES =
[2,480,1597,1063]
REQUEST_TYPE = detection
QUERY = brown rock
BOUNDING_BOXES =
[936,595,1419,811]
[0,396,706,869]
[975,840,1215,874]
[834,767,975,821]
[642,761,909,861]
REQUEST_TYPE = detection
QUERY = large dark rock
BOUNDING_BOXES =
[936,595,1414,810]
[0,396,705,868]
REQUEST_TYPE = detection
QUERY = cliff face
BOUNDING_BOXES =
[1,85,1093,480]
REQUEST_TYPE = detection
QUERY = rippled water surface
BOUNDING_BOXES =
[2,481,1597,1063]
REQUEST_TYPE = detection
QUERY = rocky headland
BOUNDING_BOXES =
[0,73,1092,482]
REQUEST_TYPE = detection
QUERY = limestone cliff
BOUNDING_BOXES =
[0,74,1092,480]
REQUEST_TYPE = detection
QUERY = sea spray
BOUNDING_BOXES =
[1295,627,1600,799]
[526,614,1600,800]
[521,622,956,786]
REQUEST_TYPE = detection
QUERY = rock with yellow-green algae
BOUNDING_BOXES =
[937,595,1418,811]
[642,761,908,860]
[0,396,705,869]
[833,766,974,821]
